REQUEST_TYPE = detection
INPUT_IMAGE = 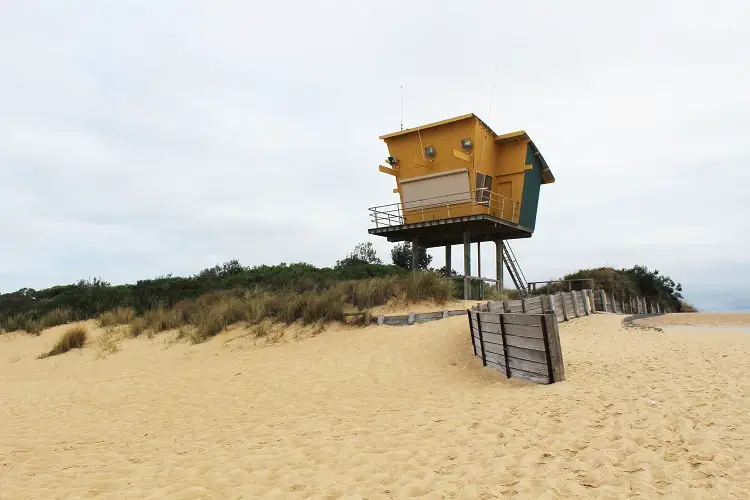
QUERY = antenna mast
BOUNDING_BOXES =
[400,85,403,131]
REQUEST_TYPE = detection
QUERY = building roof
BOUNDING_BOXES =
[379,113,555,184]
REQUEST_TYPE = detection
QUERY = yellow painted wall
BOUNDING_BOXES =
[380,115,532,224]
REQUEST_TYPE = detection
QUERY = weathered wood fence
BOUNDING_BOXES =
[476,288,669,320]
[468,310,565,384]
[474,289,597,324]
[592,289,670,315]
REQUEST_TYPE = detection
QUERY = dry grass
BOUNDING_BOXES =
[98,307,135,327]
[90,272,454,346]
[95,326,129,356]
[38,325,87,359]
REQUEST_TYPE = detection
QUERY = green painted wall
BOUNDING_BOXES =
[519,144,542,231]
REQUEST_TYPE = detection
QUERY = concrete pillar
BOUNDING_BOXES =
[444,244,451,276]
[463,231,471,300]
[411,238,419,271]
[495,240,504,292]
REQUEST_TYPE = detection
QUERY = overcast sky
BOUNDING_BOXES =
[1,1,748,311]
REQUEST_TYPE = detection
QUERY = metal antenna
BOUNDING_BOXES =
[400,85,403,131]
[487,65,499,120]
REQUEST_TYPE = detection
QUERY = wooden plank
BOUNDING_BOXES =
[447,309,466,317]
[506,302,523,313]
[503,322,544,339]
[485,357,504,371]
[526,296,543,309]
[507,345,548,364]
[543,313,565,382]
[472,330,502,347]
[382,315,409,325]
[499,313,543,327]
[472,331,546,352]
[479,348,549,377]
[504,334,546,352]
[414,311,444,322]
[509,367,552,385]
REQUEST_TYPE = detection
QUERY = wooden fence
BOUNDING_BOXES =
[473,289,597,324]
[468,310,565,384]
[592,289,670,315]
[466,288,665,384]
[476,288,668,320]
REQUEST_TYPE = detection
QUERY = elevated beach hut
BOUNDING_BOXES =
[368,113,555,297]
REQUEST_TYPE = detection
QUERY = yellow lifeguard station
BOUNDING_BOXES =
[368,113,555,298]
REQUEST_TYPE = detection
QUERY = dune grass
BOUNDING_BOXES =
[38,325,88,359]
[97,307,135,327]
[92,272,453,345]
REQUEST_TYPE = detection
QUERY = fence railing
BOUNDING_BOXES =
[368,188,520,228]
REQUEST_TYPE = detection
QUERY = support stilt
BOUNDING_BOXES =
[463,231,471,300]
[411,238,419,271]
[444,244,451,276]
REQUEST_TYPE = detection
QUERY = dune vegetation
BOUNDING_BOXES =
[0,242,693,341]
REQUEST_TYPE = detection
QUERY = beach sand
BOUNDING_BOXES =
[635,312,750,328]
[2,312,750,499]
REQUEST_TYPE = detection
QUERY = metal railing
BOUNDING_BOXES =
[368,189,520,228]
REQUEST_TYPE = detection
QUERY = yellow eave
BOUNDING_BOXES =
[494,130,529,143]
[379,113,490,140]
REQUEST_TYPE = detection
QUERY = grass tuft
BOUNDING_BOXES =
[38,325,87,359]
[98,307,135,327]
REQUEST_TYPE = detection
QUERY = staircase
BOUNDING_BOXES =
[503,242,529,297]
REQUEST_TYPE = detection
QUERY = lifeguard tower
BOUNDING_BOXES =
[368,113,555,298]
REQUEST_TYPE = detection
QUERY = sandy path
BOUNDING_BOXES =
[2,314,750,499]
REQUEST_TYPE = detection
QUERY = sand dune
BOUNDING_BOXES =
[2,312,750,498]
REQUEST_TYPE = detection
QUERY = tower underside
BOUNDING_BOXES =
[368,215,532,248]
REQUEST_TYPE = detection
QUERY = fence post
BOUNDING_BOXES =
[560,292,570,321]
[498,314,511,379]
[467,310,477,356]
[582,290,591,315]
[545,294,557,317]
[476,312,486,366]
[598,290,607,312]
[542,313,565,383]
[521,298,528,313]
[571,291,580,317]
[503,300,511,313]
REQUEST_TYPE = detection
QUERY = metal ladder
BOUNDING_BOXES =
[503,242,529,297]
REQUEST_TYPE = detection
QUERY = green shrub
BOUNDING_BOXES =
[38,325,87,358]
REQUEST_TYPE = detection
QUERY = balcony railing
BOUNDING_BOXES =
[369,189,520,228]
